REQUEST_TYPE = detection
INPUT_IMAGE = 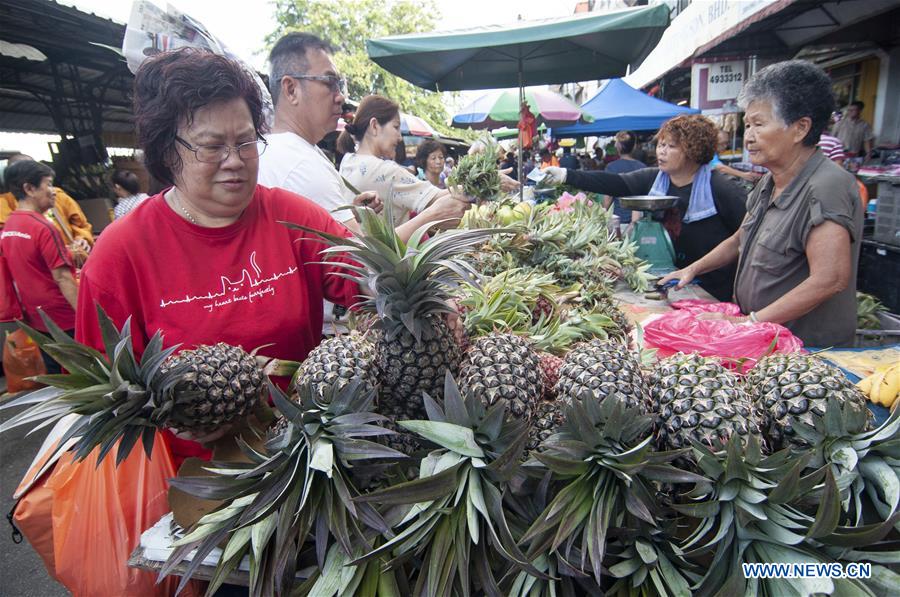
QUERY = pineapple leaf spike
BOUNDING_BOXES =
[163,376,400,596]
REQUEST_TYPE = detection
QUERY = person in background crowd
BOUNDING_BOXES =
[817,131,846,168]
[443,155,455,180]
[543,114,747,301]
[832,100,874,158]
[1,153,93,266]
[259,32,379,232]
[661,60,862,347]
[539,147,558,169]
[415,139,447,188]
[261,32,470,334]
[559,146,579,170]
[710,129,763,184]
[602,131,646,225]
[110,169,149,219]
[522,150,535,177]
[499,151,518,178]
[338,94,470,227]
[819,123,869,211]
[0,160,78,374]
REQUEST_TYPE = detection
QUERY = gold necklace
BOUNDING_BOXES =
[171,190,198,225]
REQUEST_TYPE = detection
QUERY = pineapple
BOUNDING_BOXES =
[596,296,631,340]
[353,372,535,596]
[744,353,871,450]
[156,342,262,432]
[163,377,402,596]
[0,308,264,463]
[647,353,763,452]
[554,338,649,409]
[526,353,565,453]
[458,333,542,421]
[518,395,702,590]
[538,352,563,400]
[285,205,499,453]
[293,333,377,398]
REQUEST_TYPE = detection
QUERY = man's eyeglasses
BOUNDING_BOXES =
[175,136,267,163]
[284,73,347,96]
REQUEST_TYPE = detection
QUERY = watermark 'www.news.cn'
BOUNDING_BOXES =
[742,562,871,579]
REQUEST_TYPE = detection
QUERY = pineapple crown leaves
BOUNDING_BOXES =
[447,144,502,201]
[604,520,701,597]
[791,401,900,531]
[350,373,542,592]
[281,211,511,341]
[0,305,180,466]
[162,378,397,596]
[520,395,705,586]
[673,434,897,596]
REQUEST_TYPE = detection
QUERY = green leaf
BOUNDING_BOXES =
[609,557,641,578]
[399,420,485,457]
[355,461,464,505]
[807,468,840,539]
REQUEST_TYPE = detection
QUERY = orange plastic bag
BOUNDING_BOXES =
[3,329,47,392]
[15,432,202,597]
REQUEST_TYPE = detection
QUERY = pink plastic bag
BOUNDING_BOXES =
[643,300,804,372]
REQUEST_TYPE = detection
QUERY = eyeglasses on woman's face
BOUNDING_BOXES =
[175,136,267,163]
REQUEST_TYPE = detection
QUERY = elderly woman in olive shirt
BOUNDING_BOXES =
[661,60,863,347]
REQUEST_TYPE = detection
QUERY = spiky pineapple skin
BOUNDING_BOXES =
[744,354,870,449]
[554,339,648,409]
[458,333,542,421]
[538,353,564,400]
[159,343,263,432]
[598,297,631,340]
[294,333,377,398]
[373,317,461,454]
[647,353,762,451]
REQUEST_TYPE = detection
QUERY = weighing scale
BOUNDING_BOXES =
[619,195,679,274]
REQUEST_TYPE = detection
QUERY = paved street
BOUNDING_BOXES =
[0,380,68,597]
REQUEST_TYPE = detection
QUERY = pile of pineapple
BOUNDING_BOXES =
[3,202,899,597]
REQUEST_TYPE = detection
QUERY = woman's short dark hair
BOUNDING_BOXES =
[615,130,636,155]
[336,94,400,155]
[4,160,54,200]
[133,47,266,186]
[656,115,718,165]
[738,60,834,147]
[414,139,446,170]
[111,169,141,195]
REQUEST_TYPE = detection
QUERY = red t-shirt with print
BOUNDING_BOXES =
[75,185,362,463]
[1,210,76,331]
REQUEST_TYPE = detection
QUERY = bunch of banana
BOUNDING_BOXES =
[857,362,900,408]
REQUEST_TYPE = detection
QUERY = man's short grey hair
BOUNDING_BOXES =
[737,60,834,147]
[268,32,336,106]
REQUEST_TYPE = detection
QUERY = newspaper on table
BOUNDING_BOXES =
[122,1,274,128]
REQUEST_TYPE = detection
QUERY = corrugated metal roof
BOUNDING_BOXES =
[0,0,134,141]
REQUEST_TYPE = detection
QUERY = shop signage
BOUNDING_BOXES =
[706,61,745,101]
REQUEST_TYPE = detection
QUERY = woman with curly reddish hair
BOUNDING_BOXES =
[543,114,747,301]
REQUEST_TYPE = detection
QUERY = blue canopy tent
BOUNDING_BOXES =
[551,78,699,137]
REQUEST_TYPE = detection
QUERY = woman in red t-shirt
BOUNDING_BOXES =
[0,160,78,373]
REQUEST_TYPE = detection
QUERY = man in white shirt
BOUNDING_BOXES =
[259,33,470,333]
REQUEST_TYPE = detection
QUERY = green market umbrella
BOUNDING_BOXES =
[365,4,670,92]
[452,88,593,130]
[367,4,669,196]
